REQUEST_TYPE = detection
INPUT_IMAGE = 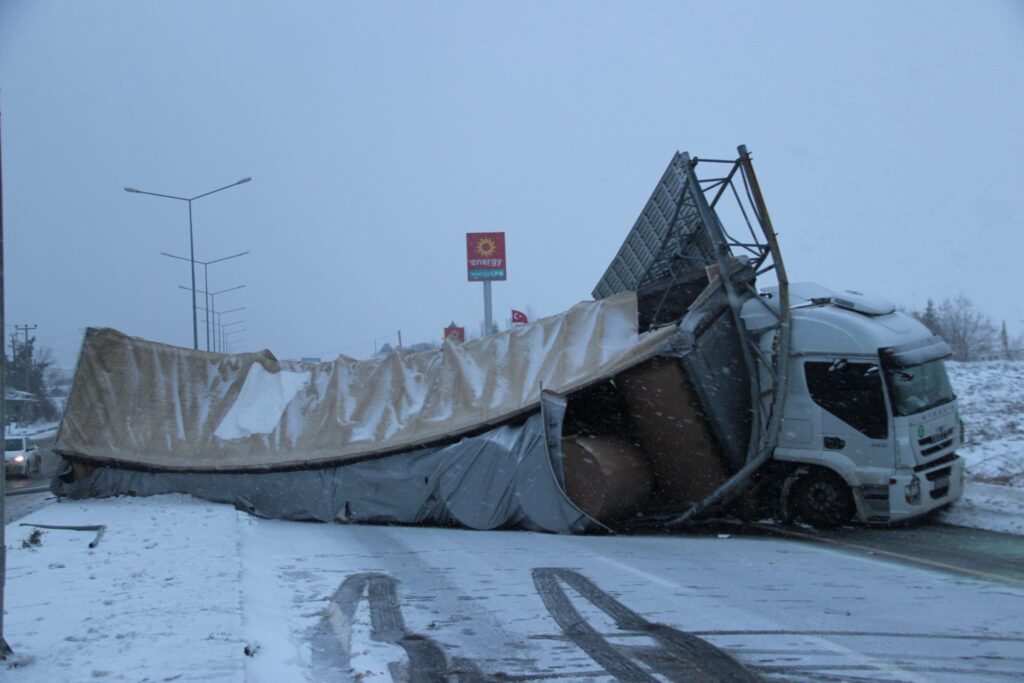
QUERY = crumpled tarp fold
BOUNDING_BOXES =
[52,411,600,533]
[56,291,675,472]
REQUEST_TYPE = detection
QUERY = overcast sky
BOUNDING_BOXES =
[1,1,1022,366]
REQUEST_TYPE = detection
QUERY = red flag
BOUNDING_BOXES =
[511,309,528,324]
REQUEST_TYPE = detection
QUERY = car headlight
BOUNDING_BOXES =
[12,454,24,464]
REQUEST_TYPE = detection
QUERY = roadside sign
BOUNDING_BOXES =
[466,232,506,281]
[444,324,465,344]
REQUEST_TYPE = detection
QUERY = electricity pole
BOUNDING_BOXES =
[0,91,13,658]
[13,325,35,391]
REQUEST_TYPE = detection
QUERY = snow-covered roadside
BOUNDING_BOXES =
[6,422,60,441]
[936,481,1024,535]
[936,361,1024,534]
[3,495,244,680]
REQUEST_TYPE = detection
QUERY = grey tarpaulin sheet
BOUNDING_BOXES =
[51,410,599,534]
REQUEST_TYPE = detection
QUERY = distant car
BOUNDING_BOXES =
[5,436,41,478]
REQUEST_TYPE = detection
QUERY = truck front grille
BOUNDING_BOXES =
[918,425,956,457]
[920,438,954,457]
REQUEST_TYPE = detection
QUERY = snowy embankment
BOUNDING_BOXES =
[937,360,1024,534]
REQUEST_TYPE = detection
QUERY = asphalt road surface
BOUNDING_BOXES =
[4,441,1023,681]
[5,437,1022,586]
[737,519,1024,587]
[245,515,1023,682]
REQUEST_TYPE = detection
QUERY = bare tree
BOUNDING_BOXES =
[936,295,995,361]
[913,299,943,337]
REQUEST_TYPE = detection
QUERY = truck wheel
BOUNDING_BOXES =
[793,469,853,527]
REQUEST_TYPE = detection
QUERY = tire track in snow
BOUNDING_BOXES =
[531,567,762,682]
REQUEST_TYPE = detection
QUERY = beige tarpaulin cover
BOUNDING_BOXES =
[56,292,677,471]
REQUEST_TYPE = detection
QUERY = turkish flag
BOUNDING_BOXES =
[511,309,528,324]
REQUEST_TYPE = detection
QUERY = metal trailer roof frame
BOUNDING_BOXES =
[592,145,790,523]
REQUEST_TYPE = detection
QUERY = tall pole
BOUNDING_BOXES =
[187,200,198,350]
[161,251,248,352]
[483,281,493,336]
[178,285,244,352]
[0,94,13,658]
[15,324,37,391]
[209,293,216,341]
[125,177,250,350]
[203,262,210,351]
[218,307,245,353]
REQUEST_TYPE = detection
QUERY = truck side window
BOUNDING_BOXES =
[805,361,888,439]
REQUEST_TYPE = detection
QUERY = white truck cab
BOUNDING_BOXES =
[743,282,964,524]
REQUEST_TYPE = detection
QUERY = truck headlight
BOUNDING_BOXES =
[905,476,921,505]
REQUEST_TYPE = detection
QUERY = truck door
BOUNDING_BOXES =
[804,360,893,473]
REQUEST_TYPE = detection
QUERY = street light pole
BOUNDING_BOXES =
[162,251,249,351]
[187,201,196,349]
[126,177,251,350]
[0,90,13,659]
[224,327,247,353]
[179,284,245,352]
[217,307,245,353]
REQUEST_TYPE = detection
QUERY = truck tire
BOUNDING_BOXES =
[793,468,853,527]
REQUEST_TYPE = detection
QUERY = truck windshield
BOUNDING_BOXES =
[884,359,955,416]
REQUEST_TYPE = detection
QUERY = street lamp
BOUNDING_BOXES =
[214,306,245,352]
[178,284,245,352]
[179,284,244,323]
[224,327,247,353]
[197,309,243,354]
[126,176,251,349]
[162,250,249,350]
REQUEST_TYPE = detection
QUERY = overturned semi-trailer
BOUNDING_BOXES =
[54,147,962,530]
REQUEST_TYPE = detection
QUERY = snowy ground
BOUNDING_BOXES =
[5,421,60,441]
[946,360,1024,486]
[935,361,1024,534]
[4,494,1023,682]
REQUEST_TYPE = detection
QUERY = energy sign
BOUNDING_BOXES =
[466,232,507,281]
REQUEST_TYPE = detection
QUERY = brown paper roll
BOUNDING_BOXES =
[562,434,652,522]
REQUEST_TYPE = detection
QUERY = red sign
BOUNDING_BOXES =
[466,232,507,281]
[444,325,465,344]
[511,309,528,324]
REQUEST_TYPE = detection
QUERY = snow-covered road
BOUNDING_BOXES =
[4,495,1023,682]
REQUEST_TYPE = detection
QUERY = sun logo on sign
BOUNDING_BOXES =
[476,237,497,257]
